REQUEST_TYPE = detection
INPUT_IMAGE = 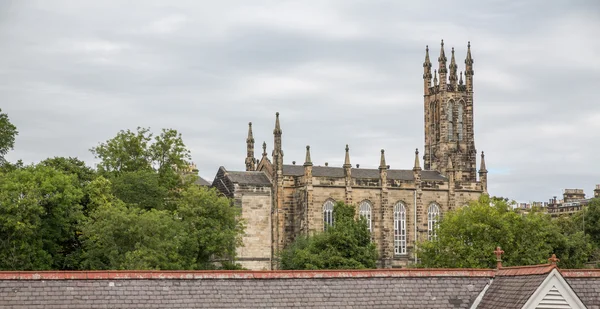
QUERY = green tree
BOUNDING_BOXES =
[580,198,600,246]
[110,170,168,210]
[80,178,244,270]
[280,202,378,270]
[176,185,244,269]
[80,177,186,270]
[0,108,18,163]
[417,195,592,268]
[90,127,192,208]
[90,127,154,174]
[0,165,84,270]
[91,127,191,176]
[40,157,96,185]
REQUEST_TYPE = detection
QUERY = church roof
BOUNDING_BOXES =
[283,164,446,181]
[224,170,272,186]
[195,176,212,186]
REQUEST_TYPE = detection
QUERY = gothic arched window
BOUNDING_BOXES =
[457,101,465,141]
[359,201,372,232]
[323,200,334,231]
[394,202,407,255]
[447,100,454,141]
[428,203,441,240]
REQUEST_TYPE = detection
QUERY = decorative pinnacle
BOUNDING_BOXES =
[439,40,446,60]
[494,246,504,269]
[413,148,421,171]
[423,45,431,67]
[262,141,267,157]
[449,47,458,83]
[548,254,560,265]
[423,45,432,80]
[247,122,254,143]
[379,149,387,170]
[465,41,473,65]
[343,144,351,168]
[480,151,487,173]
[459,71,464,85]
[433,69,438,86]
[447,156,453,170]
[273,112,282,135]
[304,145,312,166]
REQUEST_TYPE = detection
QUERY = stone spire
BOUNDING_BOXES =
[273,112,282,135]
[433,69,438,86]
[273,112,283,175]
[262,141,267,158]
[304,145,312,166]
[438,40,448,88]
[343,144,351,168]
[379,149,387,170]
[465,41,474,92]
[479,151,488,194]
[423,45,432,94]
[413,148,421,171]
[459,71,464,86]
[449,47,458,87]
[245,122,255,171]
[480,151,487,173]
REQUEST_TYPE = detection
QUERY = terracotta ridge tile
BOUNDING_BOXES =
[0,269,495,280]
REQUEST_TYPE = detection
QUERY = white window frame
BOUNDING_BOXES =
[428,203,440,240]
[323,200,334,231]
[359,201,372,232]
[394,202,407,255]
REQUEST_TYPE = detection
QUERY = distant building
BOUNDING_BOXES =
[545,187,599,216]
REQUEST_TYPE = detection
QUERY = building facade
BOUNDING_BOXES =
[545,186,600,216]
[213,41,488,270]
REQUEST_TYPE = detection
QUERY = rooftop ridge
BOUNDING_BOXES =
[496,264,556,276]
[0,269,495,280]
[561,269,600,277]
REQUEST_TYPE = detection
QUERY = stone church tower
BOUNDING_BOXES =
[423,41,478,183]
[212,41,488,270]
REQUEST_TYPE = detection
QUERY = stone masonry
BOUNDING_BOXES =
[212,41,487,269]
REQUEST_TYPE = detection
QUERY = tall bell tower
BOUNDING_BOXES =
[423,40,477,181]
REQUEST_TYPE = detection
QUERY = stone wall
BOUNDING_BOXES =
[233,184,272,270]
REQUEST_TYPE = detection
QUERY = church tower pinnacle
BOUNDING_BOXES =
[245,122,255,171]
[423,45,432,94]
[423,40,477,181]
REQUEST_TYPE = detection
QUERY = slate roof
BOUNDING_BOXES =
[283,164,447,181]
[477,265,557,309]
[195,176,212,186]
[226,171,272,186]
[2,267,600,308]
[0,269,491,309]
[563,270,600,308]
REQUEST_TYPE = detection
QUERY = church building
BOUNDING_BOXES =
[212,41,488,270]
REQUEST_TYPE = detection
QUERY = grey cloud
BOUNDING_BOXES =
[1,0,599,201]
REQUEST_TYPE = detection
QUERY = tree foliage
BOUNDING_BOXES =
[418,195,594,269]
[0,108,18,163]
[0,124,244,271]
[0,165,84,270]
[280,202,378,270]
[90,127,191,176]
[79,177,243,270]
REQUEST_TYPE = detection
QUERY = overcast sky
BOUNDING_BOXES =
[1,0,599,202]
